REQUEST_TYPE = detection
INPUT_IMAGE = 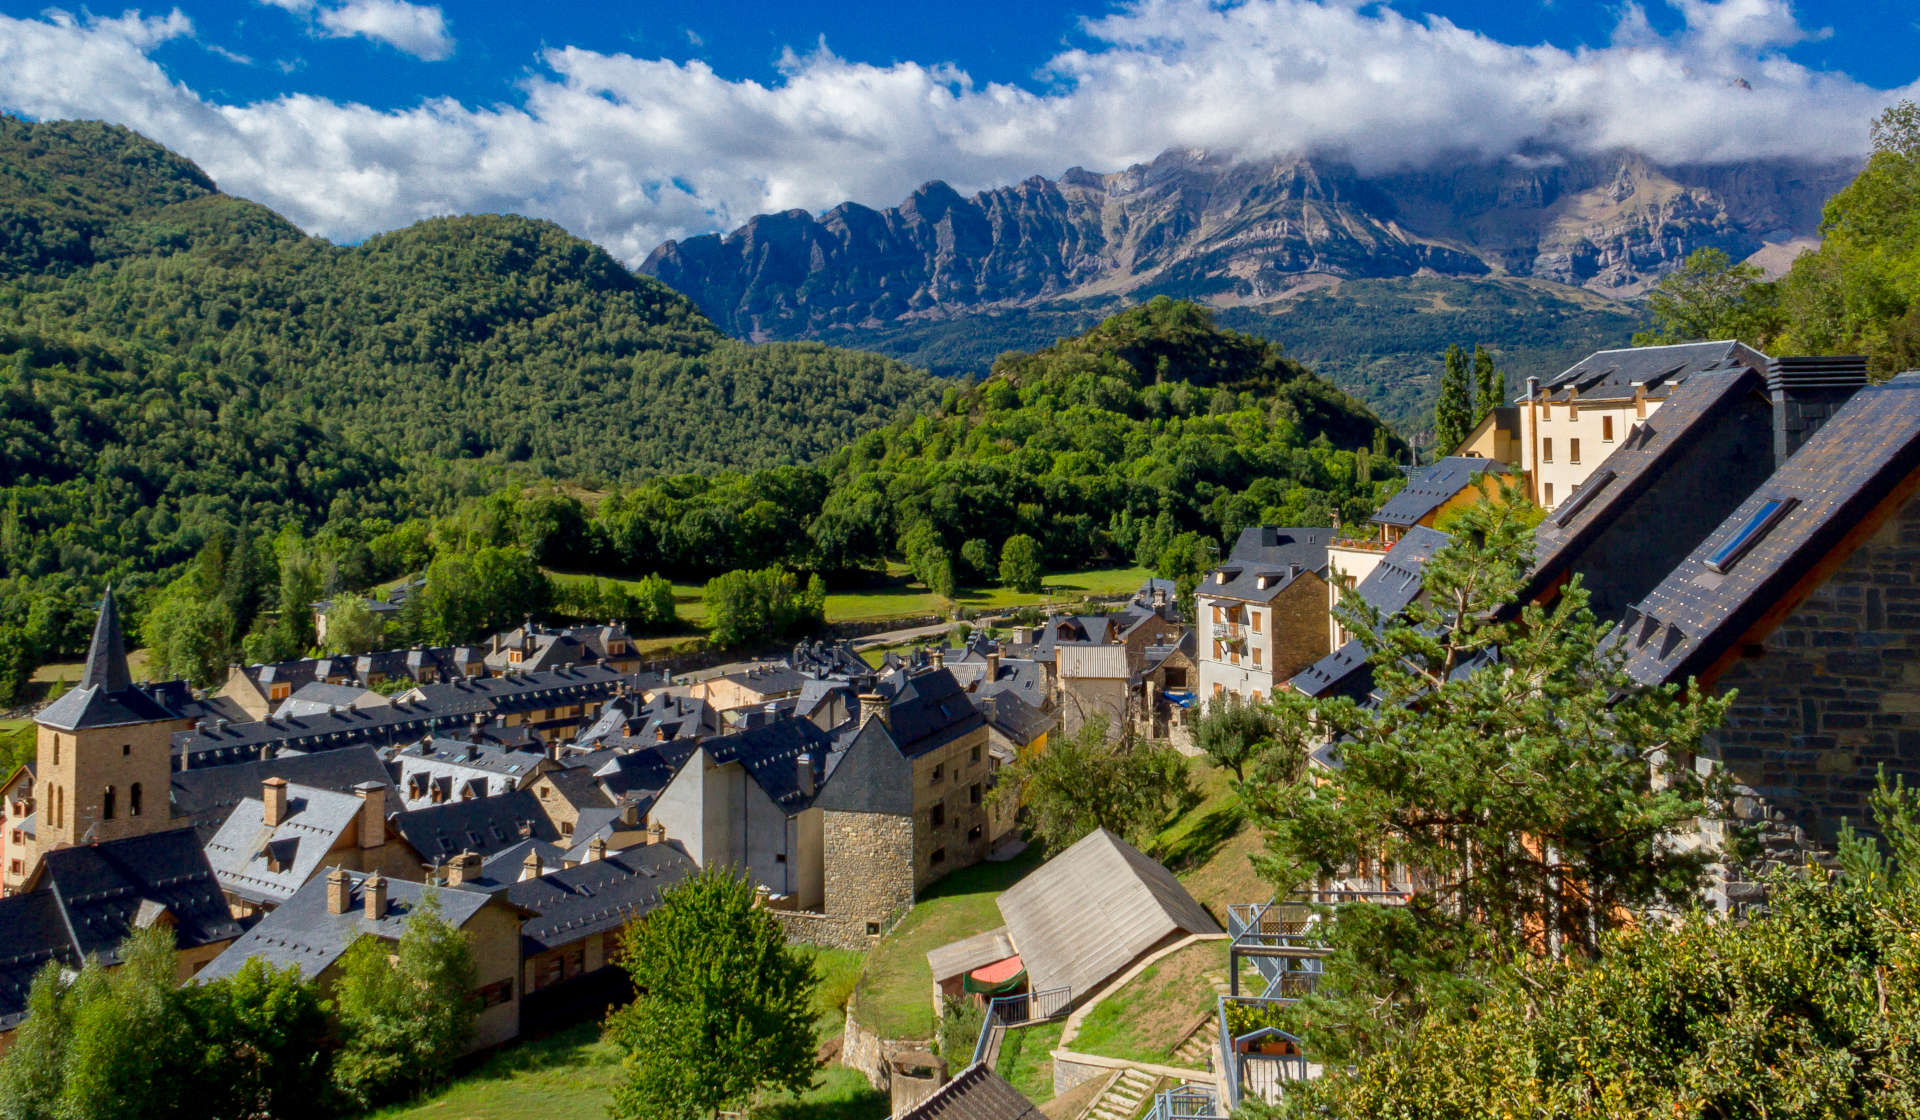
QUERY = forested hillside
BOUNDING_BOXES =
[0,118,939,693]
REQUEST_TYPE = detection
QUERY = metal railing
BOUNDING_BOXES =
[969,986,1071,1069]
[1217,995,1311,1110]
[1145,1083,1221,1120]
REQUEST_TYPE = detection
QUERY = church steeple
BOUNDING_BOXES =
[78,586,132,693]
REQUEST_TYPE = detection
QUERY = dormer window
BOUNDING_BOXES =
[1705,498,1796,573]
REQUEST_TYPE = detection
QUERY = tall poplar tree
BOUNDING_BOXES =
[1472,344,1503,424]
[1432,343,1473,453]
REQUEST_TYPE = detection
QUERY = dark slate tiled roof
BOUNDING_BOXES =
[1202,527,1333,602]
[704,718,836,810]
[1521,367,1769,607]
[40,828,241,962]
[391,788,561,861]
[881,669,986,760]
[481,837,570,879]
[204,785,368,905]
[974,693,1056,748]
[788,639,871,679]
[508,844,698,954]
[174,664,649,766]
[1288,638,1374,700]
[1350,527,1449,619]
[538,765,614,812]
[712,664,807,701]
[1527,340,1768,404]
[40,592,176,731]
[1618,373,1920,686]
[0,890,80,1029]
[1372,458,1509,528]
[394,737,546,779]
[196,871,495,983]
[170,746,394,843]
[593,740,700,801]
[894,1062,1044,1120]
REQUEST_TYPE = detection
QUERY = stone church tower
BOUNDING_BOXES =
[28,589,189,866]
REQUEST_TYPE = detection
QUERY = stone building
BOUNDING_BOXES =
[1615,372,1920,909]
[1195,527,1333,704]
[202,777,418,916]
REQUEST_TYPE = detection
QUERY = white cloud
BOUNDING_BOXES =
[316,0,452,61]
[0,1,1910,265]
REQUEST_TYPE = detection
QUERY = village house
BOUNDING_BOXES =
[389,736,548,810]
[484,621,642,675]
[169,746,395,842]
[203,776,417,916]
[197,868,526,1050]
[1613,371,1920,910]
[690,663,807,713]
[217,644,489,720]
[1195,527,1334,704]
[0,828,241,1049]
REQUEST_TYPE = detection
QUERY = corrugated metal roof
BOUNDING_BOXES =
[926,926,1016,982]
[996,828,1219,998]
[1055,643,1130,680]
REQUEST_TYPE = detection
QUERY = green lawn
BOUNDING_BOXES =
[799,945,867,1041]
[367,1022,620,1120]
[1069,941,1227,1068]
[1149,758,1269,920]
[759,1065,888,1120]
[852,846,1045,1040]
[0,721,33,777]
[549,565,1152,633]
[994,1020,1066,1104]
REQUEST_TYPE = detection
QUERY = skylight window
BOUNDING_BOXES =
[1705,498,1797,573]
[1552,470,1616,526]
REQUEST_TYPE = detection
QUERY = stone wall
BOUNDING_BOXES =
[813,809,916,946]
[1704,486,1920,908]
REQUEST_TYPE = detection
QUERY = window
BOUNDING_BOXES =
[967,825,982,843]
[969,783,982,805]
[1252,647,1262,668]
[1542,438,1554,463]
[866,922,881,936]
[102,786,114,821]
[930,763,944,785]
[775,851,787,863]
[121,744,130,757]
[930,847,946,865]
[1251,611,1262,634]
[930,804,945,828]
[51,738,58,767]
[1570,438,1581,464]
[1544,483,1554,505]
[1602,415,1615,442]
[477,980,513,1008]
[970,745,981,764]
[1705,498,1797,573]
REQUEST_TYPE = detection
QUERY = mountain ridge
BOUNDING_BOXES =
[642,147,1856,342]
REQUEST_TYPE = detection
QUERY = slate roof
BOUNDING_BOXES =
[1618,372,1920,686]
[973,693,1057,749]
[708,664,806,704]
[1372,458,1509,528]
[1347,527,1449,620]
[481,837,570,880]
[38,589,179,732]
[244,644,486,693]
[536,765,615,813]
[274,682,387,719]
[0,890,77,1028]
[203,783,369,906]
[394,737,546,780]
[703,718,837,811]
[196,871,496,983]
[879,669,987,760]
[38,827,241,963]
[1288,638,1373,700]
[789,639,871,679]
[1202,527,1332,601]
[1527,340,1769,404]
[174,664,650,767]
[390,788,561,862]
[1521,367,1769,607]
[965,660,1048,707]
[893,1063,1044,1120]
[171,747,394,843]
[508,844,698,954]
[996,828,1220,998]
[593,740,701,802]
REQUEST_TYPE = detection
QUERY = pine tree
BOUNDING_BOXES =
[1472,344,1503,424]
[1432,343,1473,453]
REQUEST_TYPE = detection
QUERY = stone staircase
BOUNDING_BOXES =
[1086,1068,1158,1120]
[1171,1018,1220,1067]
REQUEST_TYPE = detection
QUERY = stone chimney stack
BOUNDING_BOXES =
[326,867,352,915]
[262,777,289,828]
[647,822,666,846]
[797,754,815,798]
[354,782,386,850]
[447,850,481,886]
[1151,585,1167,609]
[521,849,543,881]
[859,691,892,729]
[587,836,607,863]
[986,651,1001,681]
[1013,625,1033,646]
[364,872,388,920]
[930,648,945,670]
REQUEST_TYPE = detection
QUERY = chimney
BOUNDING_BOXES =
[986,651,1001,680]
[797,755,815,798]
[1151,585,1167,609]
[326,867,352,915]
[619,800,640,827]
[262,776,289,827]
[353,781,386,849]
[1526,375,1540,401]
[447,850,481,886]
[521,849,543,881]
[1767,356,1868,467]
[1632,381,1648,419]
[1013,625,1033,646]
[647,822,666,845]
[586,836,607,862]
[858,691,892,729]
[364,873,388,920]
[931,648,945,670]
[491,632,503,654]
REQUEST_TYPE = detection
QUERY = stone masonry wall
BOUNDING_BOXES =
[1705,487,1920,907]
[808,809,915,947]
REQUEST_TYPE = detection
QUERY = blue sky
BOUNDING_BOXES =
[0,0,1913,261]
